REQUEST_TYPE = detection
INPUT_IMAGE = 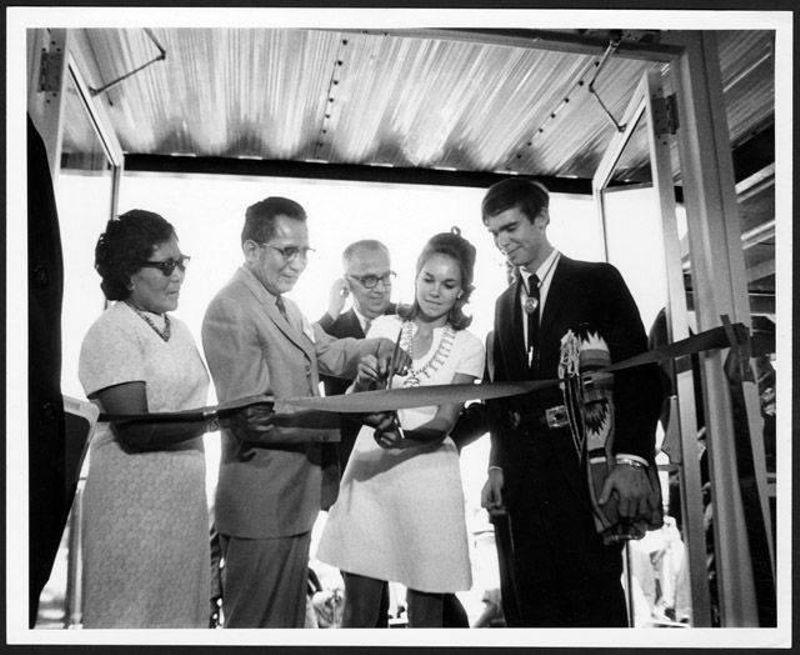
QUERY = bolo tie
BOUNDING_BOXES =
[525,274,540,369]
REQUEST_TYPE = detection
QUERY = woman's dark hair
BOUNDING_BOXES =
[95,209,176,300]
[399,226,476,330]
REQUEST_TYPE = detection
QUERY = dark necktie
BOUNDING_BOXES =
[526,274,540,369]
[363,319,372,336]
[275,295,288,321]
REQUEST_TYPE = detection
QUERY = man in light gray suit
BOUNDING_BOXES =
[202,196,402,628]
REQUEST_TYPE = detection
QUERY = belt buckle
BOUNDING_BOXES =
[545,405,569,429]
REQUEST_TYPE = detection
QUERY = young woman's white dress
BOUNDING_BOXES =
[317,315,484,593]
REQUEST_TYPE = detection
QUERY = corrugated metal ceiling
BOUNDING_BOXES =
[74,28,773,181]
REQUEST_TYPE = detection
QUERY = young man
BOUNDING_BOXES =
[480,178,662,627]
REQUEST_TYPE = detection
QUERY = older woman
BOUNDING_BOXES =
[317,228,485,628]
[78,210,268,628]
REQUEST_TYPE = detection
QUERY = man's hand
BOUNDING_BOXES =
[372,337,411,380]
[326,277,349,319]
[374,424,414,449]
[361,410,399,432]
[481,468,506,516]
[354,354,382,390]
[598,463,656,519]
[223,403,275,435]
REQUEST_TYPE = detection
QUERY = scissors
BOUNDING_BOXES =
[383,328,406,439]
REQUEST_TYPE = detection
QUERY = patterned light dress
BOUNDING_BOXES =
[317,315,484,593]
[78,301,210,628]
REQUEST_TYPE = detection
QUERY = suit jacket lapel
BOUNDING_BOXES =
[236,267,315,360]
[540,256,573,346]
[498,280,527,381]
[345,309,365,338]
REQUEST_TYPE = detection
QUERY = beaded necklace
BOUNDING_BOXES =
[398,320,456,388]
[124,300,171,342]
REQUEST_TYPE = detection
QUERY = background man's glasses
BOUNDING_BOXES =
[138,255,191,276]
[347,271,396,289]
[258,242,315,262]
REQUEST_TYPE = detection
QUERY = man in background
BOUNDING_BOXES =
[316,240,395,627]
[318,240,397,471]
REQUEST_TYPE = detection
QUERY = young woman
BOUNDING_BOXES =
[317,227,485,628]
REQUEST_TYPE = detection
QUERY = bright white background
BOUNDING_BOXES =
[54,170,605,621]
[112,171,604,509]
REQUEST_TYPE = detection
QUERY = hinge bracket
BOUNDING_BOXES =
[38,50,64,93]
[654,93,680,136]
[666,93,679,134]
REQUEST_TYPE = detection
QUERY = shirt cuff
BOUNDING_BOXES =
[615,453,649,468]
[487,465,504,474]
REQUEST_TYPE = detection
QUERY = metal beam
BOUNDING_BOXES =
[334,28,682,62]
[747,260,776,284]
[123,153,595,194]
[736,164,775,203]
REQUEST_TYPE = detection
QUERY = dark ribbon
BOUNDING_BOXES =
[98,323,746,423]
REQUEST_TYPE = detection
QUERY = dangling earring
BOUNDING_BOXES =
[456,291,463,299]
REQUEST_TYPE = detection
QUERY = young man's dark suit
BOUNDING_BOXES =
[487,255,661,627]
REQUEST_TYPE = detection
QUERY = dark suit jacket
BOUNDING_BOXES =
[487,255,661,486]
[318,305,397,470]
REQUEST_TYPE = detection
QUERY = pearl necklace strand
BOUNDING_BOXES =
[124,300,171,342]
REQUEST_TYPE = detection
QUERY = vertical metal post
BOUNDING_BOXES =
[64,486,84,628]
[642,71,711,627]
[667,30,767,626]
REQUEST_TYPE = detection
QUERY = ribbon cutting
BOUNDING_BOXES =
[98,322,747,423]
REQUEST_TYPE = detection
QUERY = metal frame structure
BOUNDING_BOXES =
[664,31,774,627]
[27,26,774,629]
[592,69,711,626]
[28,27,125,628]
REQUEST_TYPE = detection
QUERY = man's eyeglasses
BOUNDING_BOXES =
[347,271,396,289]
[138,255,191,276]
[257,242,315,262]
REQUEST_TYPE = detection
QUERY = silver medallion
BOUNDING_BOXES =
[524,296,539,314]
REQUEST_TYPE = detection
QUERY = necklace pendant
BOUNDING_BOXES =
[125,300,171,342]
[524,296,539,314]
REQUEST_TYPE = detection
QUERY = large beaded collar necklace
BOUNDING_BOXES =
[124,300,171,342]
[398,320,456,388]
